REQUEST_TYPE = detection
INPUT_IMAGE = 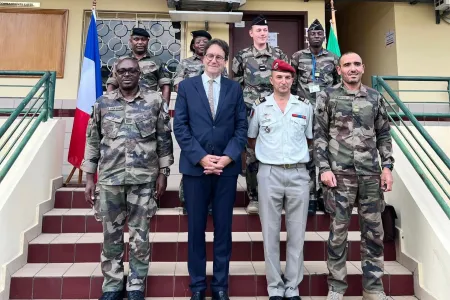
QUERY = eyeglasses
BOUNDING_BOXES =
[205,53,225,62]
[116,68,140,76]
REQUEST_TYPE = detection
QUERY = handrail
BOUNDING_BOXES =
[372,75,450,219]
[375,77,450,170]
[0,71,56,182]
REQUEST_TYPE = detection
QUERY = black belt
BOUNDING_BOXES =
[267,163,305,169]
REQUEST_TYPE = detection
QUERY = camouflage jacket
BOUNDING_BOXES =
[314,83,394,176]
[80,88,174,185]
[172,54,228,87]
[106,52,171,91]
[291,48,339,105]
[232,44,288,105]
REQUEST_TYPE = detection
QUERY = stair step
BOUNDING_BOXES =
[55,189,249,209]
[27,232,396,263]
[9,262,414,299]
[42,208,362,233]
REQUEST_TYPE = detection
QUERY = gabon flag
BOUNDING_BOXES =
[327,21,341,57]
[68,10,103,169]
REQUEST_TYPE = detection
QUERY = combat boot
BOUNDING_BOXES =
[326,291,343,300]
[362,291,389,300]
[308,199,317,216]
[99,291,122,300]
[246,200,259,214]
[128,290,145,300]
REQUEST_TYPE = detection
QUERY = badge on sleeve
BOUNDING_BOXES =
[250,108,255,118]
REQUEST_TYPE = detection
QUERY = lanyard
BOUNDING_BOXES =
[311,50,323,81]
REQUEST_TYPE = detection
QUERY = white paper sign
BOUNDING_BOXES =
[235,21,245,28]
[268,32,278,47]
[385,30,395,47]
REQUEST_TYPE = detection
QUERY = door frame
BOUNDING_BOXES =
[228,11,308,73]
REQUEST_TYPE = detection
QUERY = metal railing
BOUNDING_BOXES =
[0,71,56,182]
[372,76,450,219]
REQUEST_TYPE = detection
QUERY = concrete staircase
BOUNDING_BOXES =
[8,183,416,299]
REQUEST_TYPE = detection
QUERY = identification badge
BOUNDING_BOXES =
[259,65,267,71]
[315,72,320,78]
[308,83,320,93]
[353,105,360,113]
[108,106,124,111]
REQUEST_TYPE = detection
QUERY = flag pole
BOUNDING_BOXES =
[330,0,337,39]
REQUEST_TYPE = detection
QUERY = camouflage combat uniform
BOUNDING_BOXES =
[80,88,174,293]
[232,44,288,204]
[107,51,171,92]
[291,48,340,208]
[313,83,394,294]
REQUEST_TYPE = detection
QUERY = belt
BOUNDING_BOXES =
[268,163,305,169]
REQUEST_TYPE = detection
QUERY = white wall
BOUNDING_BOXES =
[385,130,450,300]
[0,119,65,299]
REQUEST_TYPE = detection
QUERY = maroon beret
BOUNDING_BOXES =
[272,59,295,74]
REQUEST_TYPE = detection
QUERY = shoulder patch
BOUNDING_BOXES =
[254,97,267,106]
[299,97,310,105]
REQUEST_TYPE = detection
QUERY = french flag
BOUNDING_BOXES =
[68,10,103,168]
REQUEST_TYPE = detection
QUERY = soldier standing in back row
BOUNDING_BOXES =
[107,28,172,105]
[291,19,340,216]
[314,52,394,300]
[82,57,174,300]
[232,14,289,214]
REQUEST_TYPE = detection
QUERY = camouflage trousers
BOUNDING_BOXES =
[246,102,258,202]
[307,144,317,201]
[323,175,385,294]
[96,183,157,292]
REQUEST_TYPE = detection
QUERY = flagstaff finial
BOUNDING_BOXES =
[92,0,97,10]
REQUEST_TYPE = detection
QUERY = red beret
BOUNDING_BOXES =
[272,59,295,74]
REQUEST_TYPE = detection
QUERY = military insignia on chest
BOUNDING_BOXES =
[108,106,124,111]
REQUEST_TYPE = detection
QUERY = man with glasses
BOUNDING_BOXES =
[174,39,247,300]
[232,14,289,215]
[82,57,174,300]
[106,27,172,105]
[290,19,340,216]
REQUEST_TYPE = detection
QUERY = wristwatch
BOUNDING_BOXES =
[159,167,170,177]
[383,164,394,171]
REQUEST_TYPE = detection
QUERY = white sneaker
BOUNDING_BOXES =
[362,291,388,300]
[326,291,343,300]
[246,200,259,214]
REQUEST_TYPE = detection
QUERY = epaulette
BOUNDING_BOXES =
[297,96,310,105]
[254,97,267,106]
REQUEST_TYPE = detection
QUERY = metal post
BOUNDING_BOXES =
[43,72,50,122]
[48,71,57,119]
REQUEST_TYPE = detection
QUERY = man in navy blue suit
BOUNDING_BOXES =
[173,39,248,300]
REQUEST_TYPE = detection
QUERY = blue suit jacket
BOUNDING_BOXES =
[173,75,248,177]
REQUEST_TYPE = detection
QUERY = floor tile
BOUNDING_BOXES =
[44,209,70,216]
[248,232,263,242]
[153,232,179,242]
[156,207,180,215]
[63,209,92,216]
[30,234,59,244]
[232,232,250,242]
[50,233,83,244]
[63,262,98,277]
[347,231,361,241]
[76,233,103,243]
[35,263,72,277]
[174,262,189,275]
[148,262,176,275]
[304,261,329,275]
[306,231,325,241]
[12,263,46,277]
[385,264,412,275]
[229,261,255,275]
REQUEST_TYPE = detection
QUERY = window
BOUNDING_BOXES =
[83,11,182,91]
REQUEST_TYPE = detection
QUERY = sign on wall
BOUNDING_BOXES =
[0,2,40,7]
[268,32,278,47]
[385,30,395,47]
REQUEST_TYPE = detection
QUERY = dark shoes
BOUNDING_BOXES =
[127,291,145,300]
[190,291,205,300]
[285,297,302,300]
[212,291,230,300]
[308,199,317,216]
[99,292,122,300]
[269,297,283,300]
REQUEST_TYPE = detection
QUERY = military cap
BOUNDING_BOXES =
[272,59,295,74]
[191,30,212,40]
[131,27,150,38]
[308,19,324,31]
[252,14,268,26]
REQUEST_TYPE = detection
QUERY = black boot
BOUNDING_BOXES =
[308,199,317,216]
[99,291,122,300]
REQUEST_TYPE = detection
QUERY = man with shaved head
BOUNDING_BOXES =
[314,52,394,300]
[248,59,312,299]
[82,57,174,300]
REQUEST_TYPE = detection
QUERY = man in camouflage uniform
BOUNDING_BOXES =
[291,19,340,216]
[82,57,174,300]
[107,27,172,105]
[232,14,289,214]
[314,52,394,300]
